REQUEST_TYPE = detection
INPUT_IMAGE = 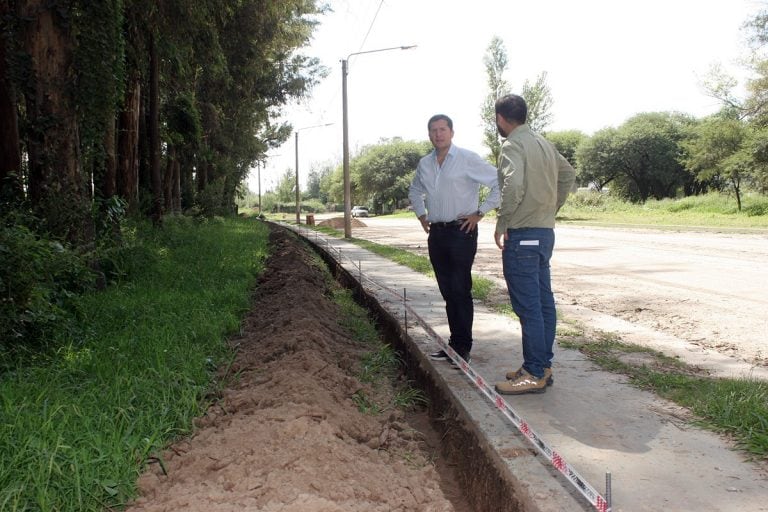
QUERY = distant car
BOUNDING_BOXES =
[351,206,369,218]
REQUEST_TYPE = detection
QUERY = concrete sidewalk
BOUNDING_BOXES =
[290,224,768,512]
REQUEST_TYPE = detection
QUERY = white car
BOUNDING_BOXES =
[351,206,369,218]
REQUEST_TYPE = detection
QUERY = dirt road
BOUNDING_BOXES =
[348,216,768,370]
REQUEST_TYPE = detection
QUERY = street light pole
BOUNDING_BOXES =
[257,161,262,214]
[294,123,333,224]
[294,131,300,224]
[341,45,416,238]
[342,58,350,237]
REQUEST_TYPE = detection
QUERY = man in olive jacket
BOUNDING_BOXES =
[492,94,575,395]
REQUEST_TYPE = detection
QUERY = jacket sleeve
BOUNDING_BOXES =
[555,152,576,212]
[495,140,526,235]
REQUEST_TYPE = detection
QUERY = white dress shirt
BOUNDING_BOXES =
[409,144,500,222]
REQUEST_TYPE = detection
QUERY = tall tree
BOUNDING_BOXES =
[480,36,555,161]
[680,113,749,208]
[522,71,554,133]
[481,36,510,163]
[148,30,162,224]
[0,0,22,204]
[19,1,92,244]
[546,130,587,167]
[73,0,125,205]
[577,113,693,201]
[352,138,431,213]
[574,127,622,190]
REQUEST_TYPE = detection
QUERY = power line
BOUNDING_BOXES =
[353,0,385,58]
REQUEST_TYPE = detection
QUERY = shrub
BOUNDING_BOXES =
[0,217,96,355]
[743,202,768,216]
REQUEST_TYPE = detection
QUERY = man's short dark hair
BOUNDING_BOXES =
[428,114,453,131]
[495,94,527,125]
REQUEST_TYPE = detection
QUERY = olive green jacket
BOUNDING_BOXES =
[495,124,576,234]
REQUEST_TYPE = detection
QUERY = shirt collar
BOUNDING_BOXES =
[433,143,457,159]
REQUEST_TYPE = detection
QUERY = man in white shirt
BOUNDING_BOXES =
[408,114,500,364]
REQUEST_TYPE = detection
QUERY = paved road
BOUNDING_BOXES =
[345,216,768,373]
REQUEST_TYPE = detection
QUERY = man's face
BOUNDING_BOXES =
[428,119,454,151]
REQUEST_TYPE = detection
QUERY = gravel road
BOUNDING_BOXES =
[345,216,768,374]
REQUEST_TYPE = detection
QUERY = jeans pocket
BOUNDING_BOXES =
[508,244,539,271]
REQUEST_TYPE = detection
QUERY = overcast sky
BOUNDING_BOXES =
[249,0,759,192]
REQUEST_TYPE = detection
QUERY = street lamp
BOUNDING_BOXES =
[295,123,333,224]
[257,161,262,214]
[342,45,416,238]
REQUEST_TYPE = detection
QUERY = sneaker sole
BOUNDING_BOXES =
[495,386,547,395]
[506,372,554,386]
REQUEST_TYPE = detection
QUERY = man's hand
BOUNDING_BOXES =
[458,211,483,233]
[494,230,508,250]
[418,215,430,233]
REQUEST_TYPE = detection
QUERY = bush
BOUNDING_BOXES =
[744,202,768,216]
[564,190,618,210]
[0,217,96,354]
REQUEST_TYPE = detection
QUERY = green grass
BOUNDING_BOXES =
[559,191,768,230]
[333,287,381,345]
[559,335,768,458]
[351,238,435,276]
[0,217,270,511]
[321,235,494,301]
[330,285,428,415]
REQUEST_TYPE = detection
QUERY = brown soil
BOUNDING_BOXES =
[317,216,368,229]
[126,226,464,512]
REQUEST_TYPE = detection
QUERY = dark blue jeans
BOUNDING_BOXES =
[502,228,556,379]
[428,224,478,356]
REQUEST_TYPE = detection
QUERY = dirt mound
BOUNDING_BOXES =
[317,216,367,229]
[127,227,455,512]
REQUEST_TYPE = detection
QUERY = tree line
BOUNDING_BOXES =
[269,18,768,214]
[1,0,324,348]
[0,0,325,246]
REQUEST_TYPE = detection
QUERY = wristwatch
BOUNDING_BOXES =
[475,210,484,218]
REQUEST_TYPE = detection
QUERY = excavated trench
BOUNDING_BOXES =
[130,222,534,512]
[306,227,528,512]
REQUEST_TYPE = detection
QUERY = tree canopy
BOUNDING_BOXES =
[352,138,432,213]
[0,0,326,244]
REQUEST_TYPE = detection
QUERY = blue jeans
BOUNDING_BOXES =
[428,224,478,356]
[502,228,556,378]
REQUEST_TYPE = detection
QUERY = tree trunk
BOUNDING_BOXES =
[197,159,209,191]
[0,0,22,202]
[117,74,140,211]
[20,1,92,244]
[99,116,117,199]
[173,156,181,213]
[180,151,193,211]
[149,30,162,224]
[138,82,150,210]
[163,144,175,212]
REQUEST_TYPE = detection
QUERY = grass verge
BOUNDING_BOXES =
[558,191,768,231]
[0,217,270,511]
[309,229,496,302]
[559,329,768,459]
